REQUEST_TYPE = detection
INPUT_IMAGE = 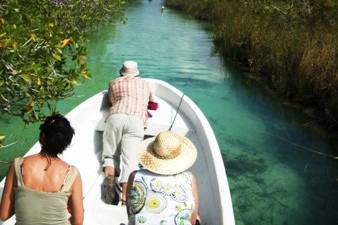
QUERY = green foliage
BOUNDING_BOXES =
[166,0,338,128]
[0,0,126,124]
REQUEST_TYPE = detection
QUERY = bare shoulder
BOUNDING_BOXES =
[23,154,39,160]
[69,164,80,174]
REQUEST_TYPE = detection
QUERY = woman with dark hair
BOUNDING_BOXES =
[0,114,84,225]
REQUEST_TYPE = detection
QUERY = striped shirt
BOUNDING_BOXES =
[108,76,152,122]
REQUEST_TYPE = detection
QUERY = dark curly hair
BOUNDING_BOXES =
[39,114,74,156]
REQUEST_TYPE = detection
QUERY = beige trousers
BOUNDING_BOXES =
[102,114,144,183]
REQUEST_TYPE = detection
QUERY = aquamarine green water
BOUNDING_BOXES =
[1,0,338,224]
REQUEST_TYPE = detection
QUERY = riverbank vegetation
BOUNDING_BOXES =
[166,0,337,129]
[0,0,127,145]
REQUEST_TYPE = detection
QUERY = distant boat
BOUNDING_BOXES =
[0,79,235,225]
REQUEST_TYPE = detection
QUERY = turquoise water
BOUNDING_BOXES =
[1,0,338,224]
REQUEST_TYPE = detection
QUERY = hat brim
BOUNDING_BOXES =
[139,136,197,175]
[119,68,140,77]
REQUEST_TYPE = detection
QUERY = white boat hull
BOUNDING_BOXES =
[0,79,235,225]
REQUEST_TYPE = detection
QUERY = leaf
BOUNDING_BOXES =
[79,56,86,65]
[55,47,62,54]
[25,102,34,112]
[81,70,90,80]
[52,53,62,61]
[70,79,78,85]
[12,41,18,50]
[31,33,38,41]
[61,38,71,48]
[20,74,31,84]
[0,136,5,141]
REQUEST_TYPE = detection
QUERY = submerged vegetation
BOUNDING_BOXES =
[0,0,126,124]
[166,0,337,129]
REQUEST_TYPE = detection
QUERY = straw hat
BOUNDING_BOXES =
[119,60,140,77]
[139,131,197,175]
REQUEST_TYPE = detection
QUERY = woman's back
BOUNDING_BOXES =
[128,170,195,225]
[14,156,78,225]
[0,114,83,225]
[20,154,71,192]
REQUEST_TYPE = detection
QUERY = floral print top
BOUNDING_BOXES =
[127,170,195,225]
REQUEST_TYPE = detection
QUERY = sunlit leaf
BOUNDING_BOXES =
[52,53,62,61]
[61,38,71,48]
[12,41,18,50]
[81,70,90,80]
[71,80,78,85]
[20,74,31,84]
[79,56,86,65]
[31,33,38,41]
[56,47,63,54]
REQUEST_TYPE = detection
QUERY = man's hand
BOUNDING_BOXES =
[103,166,115,177]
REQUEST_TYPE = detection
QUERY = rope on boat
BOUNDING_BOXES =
[169,93,185,131]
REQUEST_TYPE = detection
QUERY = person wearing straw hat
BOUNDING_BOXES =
[102,60,153,204]
[126,131,199,225]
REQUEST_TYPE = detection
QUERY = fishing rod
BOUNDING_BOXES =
[169,93,185,131]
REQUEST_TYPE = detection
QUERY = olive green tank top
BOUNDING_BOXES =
[13,157,78,225]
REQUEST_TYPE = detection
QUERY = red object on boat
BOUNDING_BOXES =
[148,101,158,110]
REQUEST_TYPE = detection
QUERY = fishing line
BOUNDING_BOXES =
[169,93,185,131]
[264,132,338,160]
[225,111,338,160]
[83,173,102,199]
